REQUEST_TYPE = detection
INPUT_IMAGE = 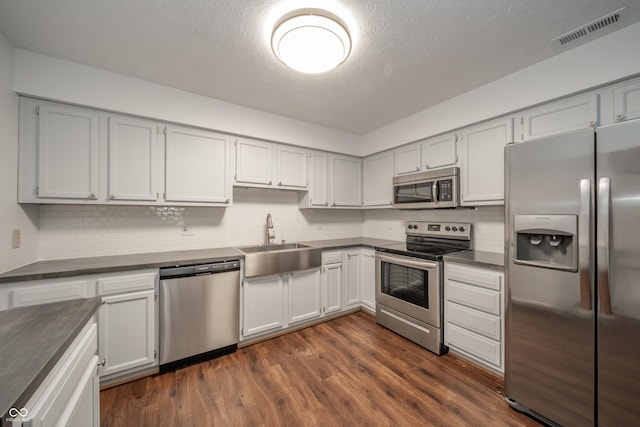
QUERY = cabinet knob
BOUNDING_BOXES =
[324,202,328,207]
[225,198,230,204]
[331,202,336,207]
[415,166,420,171]
[589,120,597,127]
[109,194,115,200]
[268,181,273,185]
[278,181,282,186]
[615,115,625,122]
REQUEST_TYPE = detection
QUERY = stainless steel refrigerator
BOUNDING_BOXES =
[505,119,640,426]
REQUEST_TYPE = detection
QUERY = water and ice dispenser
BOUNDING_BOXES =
[513,215,578,272]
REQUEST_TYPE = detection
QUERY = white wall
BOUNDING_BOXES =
[362,21,640,156]
[13,50,361,156]
[38,189,363,259]
[0,32,38,273]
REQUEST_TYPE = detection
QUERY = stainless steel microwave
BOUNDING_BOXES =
[392,167,460,209]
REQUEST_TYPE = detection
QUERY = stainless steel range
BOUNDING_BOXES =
[375,221,472,355]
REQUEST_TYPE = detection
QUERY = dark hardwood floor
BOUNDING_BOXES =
[101,311,540,426]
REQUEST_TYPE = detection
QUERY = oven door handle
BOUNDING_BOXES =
[376,253,438,270]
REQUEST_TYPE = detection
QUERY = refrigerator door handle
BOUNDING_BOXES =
[579,179,593,311]
[597,177,613,315]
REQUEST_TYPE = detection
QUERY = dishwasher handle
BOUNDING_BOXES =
[160,260,241,279]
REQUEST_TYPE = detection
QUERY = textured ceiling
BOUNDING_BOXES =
[0,0,639,134]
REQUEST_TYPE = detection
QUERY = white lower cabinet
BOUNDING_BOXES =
[96,270,158,384]
[444,262,504,374]
[242,274,286,338]
[343,250,361,309]
[98,289,156,377]
[359,249,376,312]
[288,268,322,325]
[19,320,99,427]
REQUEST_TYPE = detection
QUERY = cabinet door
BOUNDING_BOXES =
[37,104,99,200]
[242,274,285,337]
[394,143,421,175]
[460,118,513,206]
[331,155,362,207]
[343,251,361,308]
[323,262,343,315]
[307,152,329,207]
[165,126,230,204]
[518,94,598,141]
[108,116,159,201]
[98,290,156,376]
[613,79,640,122]
[362,151,394,207]
[359,249,376,311]
[24,322,98,427]
[235,138,273,185]
[422,133,458,170]
[277,146,307,188]
[288,268,321,324]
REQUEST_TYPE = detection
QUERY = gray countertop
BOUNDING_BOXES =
[0,297,102,424]
[0,238,403,284]
[444,250,504,270]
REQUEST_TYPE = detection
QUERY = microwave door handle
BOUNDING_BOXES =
[432,181,438,202]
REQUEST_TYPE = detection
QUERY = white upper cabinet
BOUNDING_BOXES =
[234,138,308,190]
[422,132,458,170]
[277,145,307,188]
[330,154,362,207]
[234,138,273,186]
[517,94,598,141]
[613,78,640,123]
[165,126,231,204]
[300,151,329,207]
[460,117,513,206]
[394,143,421,175]
[108,116,159,202]
[362,151,394,207]
[36,103,100,201]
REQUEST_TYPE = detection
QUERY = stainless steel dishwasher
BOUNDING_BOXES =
[159,260,240,370]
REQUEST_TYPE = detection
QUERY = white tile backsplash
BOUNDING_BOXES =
[38,192,505,259]
[38,188,363,259]
[363,206,505,253]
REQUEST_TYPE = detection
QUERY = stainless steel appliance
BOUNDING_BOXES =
[392,167,460,209]
[159,260,240,370]
[376,221,472,354]
[505,120,640,426]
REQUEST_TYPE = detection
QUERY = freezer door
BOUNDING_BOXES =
[505,128,595,427]
[596,120,640,426]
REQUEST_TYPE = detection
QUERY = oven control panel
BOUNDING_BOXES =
[406,221,472,239]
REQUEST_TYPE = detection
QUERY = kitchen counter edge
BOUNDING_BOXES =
[0,238,403,284]
[444,250,504,271]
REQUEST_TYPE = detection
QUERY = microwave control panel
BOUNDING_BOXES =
[438,179,453,201]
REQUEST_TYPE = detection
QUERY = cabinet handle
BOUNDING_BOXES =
[278,181,282,186]
[454,134,459,142]
[109,194,115,200]
[89,193,97,200]
[331,202,336,207]
[589,120,597,128]
[97,358,106,367]
[425,163,430,169]
[615,115,625,122]
[225,198,230,204]
[324,202,328,207]
[415,166,420,171]
[269,181,273,185]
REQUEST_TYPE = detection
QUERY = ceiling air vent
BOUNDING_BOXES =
[552,7,626,46]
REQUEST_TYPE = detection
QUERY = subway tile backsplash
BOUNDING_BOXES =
[39,189,505,259]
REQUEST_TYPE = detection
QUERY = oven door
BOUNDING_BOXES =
[375,252,441,327]
[393,179,437,209]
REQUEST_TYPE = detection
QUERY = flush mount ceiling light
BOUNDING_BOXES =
[271,8,351,74]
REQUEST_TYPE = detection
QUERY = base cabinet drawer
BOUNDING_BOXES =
[446,301,500,340]
[446,323,501,368]
[446,281,500,315]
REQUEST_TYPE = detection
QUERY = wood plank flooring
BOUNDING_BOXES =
[100,311,540,426]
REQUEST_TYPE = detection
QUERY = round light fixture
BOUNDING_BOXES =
[271,9,351,74]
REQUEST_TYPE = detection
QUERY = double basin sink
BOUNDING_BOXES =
[236,243,322,277]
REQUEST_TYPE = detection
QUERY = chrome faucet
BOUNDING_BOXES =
[266,213,275,245]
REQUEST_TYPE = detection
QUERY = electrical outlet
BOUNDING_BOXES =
[181,224,194,236]
[12,229,21,249]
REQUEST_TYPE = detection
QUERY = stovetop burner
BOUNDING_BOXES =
[376,221,472,260]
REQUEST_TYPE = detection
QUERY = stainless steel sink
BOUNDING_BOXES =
[236,243,321,277]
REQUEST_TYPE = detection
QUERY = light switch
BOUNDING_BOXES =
[12,229,20,249]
